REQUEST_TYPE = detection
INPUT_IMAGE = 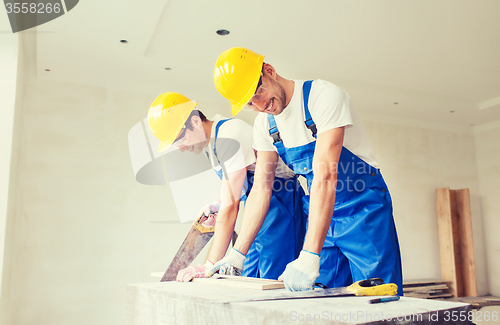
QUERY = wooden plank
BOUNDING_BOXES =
[405,292,453,299]
[445,296,500,309]
[455,188,478,297]
[403,279,449,286]
[436,188,461,297]
[215,275,282,283]
[427,294,454,299]
[403,284,449,293]
[192,276,285,290]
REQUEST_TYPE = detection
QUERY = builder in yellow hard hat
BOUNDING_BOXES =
[210,47,403,294]
[147,92,307,281]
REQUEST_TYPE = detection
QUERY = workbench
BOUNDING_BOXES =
[125,281,472,325]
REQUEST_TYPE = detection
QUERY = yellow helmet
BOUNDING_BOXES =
[214,47,264,116]
[147,92,197,152]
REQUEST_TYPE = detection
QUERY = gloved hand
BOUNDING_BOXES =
[176,260,214,282]
[203,200,221,216]
[206,248,246,277]
[278,250,320,291]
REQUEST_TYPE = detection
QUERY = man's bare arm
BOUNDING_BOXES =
[303,127,345,254]
[207,167,247,262]
[233,151,278,254]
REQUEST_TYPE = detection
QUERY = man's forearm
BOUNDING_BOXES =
[233,185,273,255]
[207,202,239,262]
[303,172,338,255]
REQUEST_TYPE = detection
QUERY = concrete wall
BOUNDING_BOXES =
[474,120,500,297]
[360,114,488,295]
[0,11,18,298]
[3,73,204,324]
[0,14,22,325]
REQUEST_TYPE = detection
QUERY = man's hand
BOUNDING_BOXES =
[201,200,220,227]
[176,260,214,282]
[278,250,320,291]
[206,248,246,277]
[203,200,221,216]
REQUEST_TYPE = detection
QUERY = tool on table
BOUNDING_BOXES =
[161,208,239,281]
[160,210,215,281]
[369,296,400,304]
[217,278,398,303]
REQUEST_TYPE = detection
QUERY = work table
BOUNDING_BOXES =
[126,281,472,324]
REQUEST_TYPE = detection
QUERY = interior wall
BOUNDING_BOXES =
[474,120,500,296]
[6,82,494,325]
[0,17,19,325]
[360,115,488,295]
[5,72,199,324]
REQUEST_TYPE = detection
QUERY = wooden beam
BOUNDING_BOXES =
[436,188,461,297]
[193,275,285,290]
[436,188,477,298]
[455,189,478,297]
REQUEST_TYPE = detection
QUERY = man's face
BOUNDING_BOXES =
[172,117,207,155]
[246,74,287,115]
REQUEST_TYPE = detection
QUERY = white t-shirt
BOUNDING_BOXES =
[206,115,295,179]
[253,80,379,169]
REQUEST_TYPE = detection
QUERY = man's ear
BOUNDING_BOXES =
[190,115,202,126]
[262,63,277,79]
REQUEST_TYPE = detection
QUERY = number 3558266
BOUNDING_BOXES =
[5,2,62,14]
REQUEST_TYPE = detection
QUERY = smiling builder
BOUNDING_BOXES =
[209,47,403,294]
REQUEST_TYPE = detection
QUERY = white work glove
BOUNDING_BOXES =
[278,250,320,292]
[206,248,246,277]
[176,260,214,282]
[203,200,221,216]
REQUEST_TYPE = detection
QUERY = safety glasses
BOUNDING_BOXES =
[172,126,189,147]
[245,74,268,110]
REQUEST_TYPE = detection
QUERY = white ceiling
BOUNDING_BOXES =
[35,0,500,126]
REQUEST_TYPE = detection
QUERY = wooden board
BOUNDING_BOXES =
[192,275,285,290]
[403,284,449,293]
[444,296,500,309]
[436,188,477,298]
[405,292,453,299]
[455,189,478,297]
[403,279,449,287]
[437,187,461,297]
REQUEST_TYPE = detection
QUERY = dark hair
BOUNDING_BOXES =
[185,109,207,130]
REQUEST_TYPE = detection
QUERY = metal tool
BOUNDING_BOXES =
[160,210,215,281]
[217,278,398,303]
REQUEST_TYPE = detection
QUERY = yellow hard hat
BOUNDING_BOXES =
[147,92,197,152]
[214,47,264,116]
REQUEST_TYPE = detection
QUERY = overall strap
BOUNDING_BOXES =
[212,118,248,201]
[267,115,289,166]
[213,118,231,158]
[267,80,317,152]
[302,80,317,138]
[208,119,231,180]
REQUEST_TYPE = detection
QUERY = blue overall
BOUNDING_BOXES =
[211,119,307,280]
[267,81,403,295]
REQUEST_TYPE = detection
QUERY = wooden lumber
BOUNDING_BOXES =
[436,187,477,297]
[436,188,461,297]
[403,279,452,300]
[403,279,449,287]
[406,293,453,299]
[403,284,449,293]
[455,189,478,297]
[192,275,285,290]
[444,296,500,309]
